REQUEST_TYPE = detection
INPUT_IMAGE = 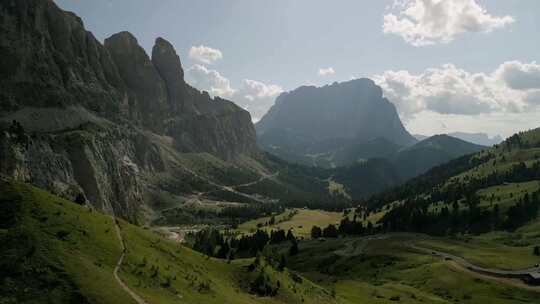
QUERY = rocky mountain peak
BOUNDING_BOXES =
[151,37,193,113]
[152,37,185,80]
[257,78,416,148]
[105,31,169,132]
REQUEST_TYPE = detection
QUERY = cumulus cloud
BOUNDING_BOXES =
[318,67,336,76]
[236,80,284,121]
[495,61,540,90]
[188,45,223,64]
[374,61,540,118]
[239,79,283,101]
[185,65,283,121]
[186,64,235,97]
[383,0,515,46]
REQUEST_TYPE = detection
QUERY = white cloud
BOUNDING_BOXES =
[383,0,515,46]
[237,80,284,121]
[318,67,336,76]
[239,79,283,101]
[188,45,223,64]
[495,61,540,90]
[186,64,235,97]
[374,61,540,118]
[185,65,283,121]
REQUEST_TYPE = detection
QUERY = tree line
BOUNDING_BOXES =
[188,227,299,260]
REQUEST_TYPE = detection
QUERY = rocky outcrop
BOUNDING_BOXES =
[0,0,257,220]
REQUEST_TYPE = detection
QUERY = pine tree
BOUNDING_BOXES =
[278,254,286,271]
[289,241,299,256]
[311,226,322,239]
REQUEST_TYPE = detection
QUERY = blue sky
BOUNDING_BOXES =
[54,0,540,138]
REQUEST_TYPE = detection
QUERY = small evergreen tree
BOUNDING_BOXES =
[323,224,338,238]
[286,229,295,241]
[289,240,299,256]
[278,254,286,271]
[75,193,86,205]
[311,226,322,239]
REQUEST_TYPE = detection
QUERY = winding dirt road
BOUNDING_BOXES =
[112,217,150,304]
[410,244,540,291]
[158,171,280,216]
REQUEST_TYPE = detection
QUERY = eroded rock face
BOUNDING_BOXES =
[0,0,126,117]
[0,118,172,221]
[0,0,257,220]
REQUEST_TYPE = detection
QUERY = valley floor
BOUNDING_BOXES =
[3,180,540,304]
[235,208,540,303]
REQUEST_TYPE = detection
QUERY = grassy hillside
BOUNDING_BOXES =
[264,233,540,304]
[0,180,336,304]
[3,179,540,304]
[361,128,540,235]
[237,209,344,239]
[392,135,486,179]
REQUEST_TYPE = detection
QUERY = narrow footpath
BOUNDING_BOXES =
[112,217,150,304]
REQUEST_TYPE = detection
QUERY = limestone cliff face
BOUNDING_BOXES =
[104,32,169,132]
[0,0,126,117]
[104,33,257,160]
[151,37,191,114]
[0,120,165,221]
[0,0,257,220]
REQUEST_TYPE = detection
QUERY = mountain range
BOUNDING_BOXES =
[415,132,503,146]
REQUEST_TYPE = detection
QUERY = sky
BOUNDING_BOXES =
[54,0,540,138]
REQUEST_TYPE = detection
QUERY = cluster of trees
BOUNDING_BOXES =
[189,228,299,260]
[220,204,283,226]
[378,187,540,236]
[311,217,376,239]
[362,152,493,211]
[503,132,540,150]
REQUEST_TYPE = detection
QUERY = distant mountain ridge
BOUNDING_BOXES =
[415,132,502,147]
[449,132,503,146]
[392,134,486,178]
